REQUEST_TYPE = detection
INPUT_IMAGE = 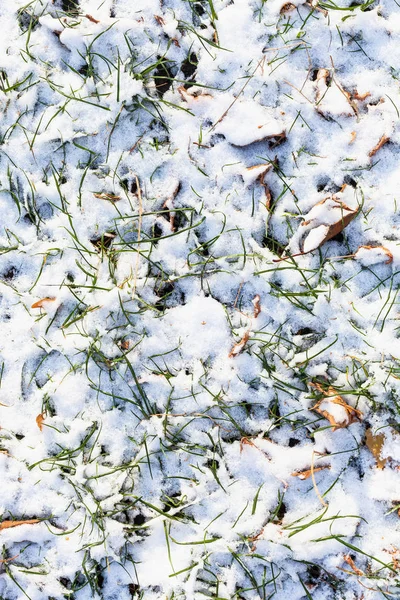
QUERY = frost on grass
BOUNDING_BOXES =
[1,0,400,598]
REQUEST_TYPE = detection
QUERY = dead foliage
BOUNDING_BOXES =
[310,382,362,430]
[0,519,40,531]
[368,135,389,158]
[31,298,55,309]
[229,331,250,358]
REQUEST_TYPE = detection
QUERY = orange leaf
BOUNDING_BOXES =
[368,135,389,158]
[85,14,100,23]
[229,331,250,358]
[291,465,330,480]
[31,297,55,309]
[310,384,362,431]
[355,245,393,265]
[365,428,387,469]
[36,413,45,432]
[343,554,364,576]
[0,519,40,531]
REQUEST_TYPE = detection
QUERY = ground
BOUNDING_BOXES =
[0,0,400,599]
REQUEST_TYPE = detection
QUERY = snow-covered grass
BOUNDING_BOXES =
[1,0,400,598]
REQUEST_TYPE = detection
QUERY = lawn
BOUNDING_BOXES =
[0,0,400,598]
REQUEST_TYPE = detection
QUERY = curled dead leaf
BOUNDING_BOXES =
[280,2,296,12]
[354,245,393,265]
[94,193,121,202]
[291,465,330,480]
[300,193,359,254]
[310,383,362,430]
[368,135,389,158]
[36,413,45,432]
[85,14,100,23]
[229,331,250,358]
[365,428,387,469]
[353,90,371,101]
[31,297,55,309]
[343,555,364,576]
[178,86,213,103]
[0,519,40,531]
[252,295,261,318]
[315,68,357,117]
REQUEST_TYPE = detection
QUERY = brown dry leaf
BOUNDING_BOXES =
[355,245,393,265]
[85,14,100,23]
[0,519,40,531]
[154,14,166,25]
[31,297,55,309]
[245,164,272,207]
[301,195,359,254]
[252,295,261,318]
[94,193,121,202]
[36,413,45,432]
[280,2,296,12]
[178,86,213,104]
[315,69,357,117]
[229,331,250,358]
[310,384,362,431]
[343,554,364,576]
[365,428,387,469]
[353,90,371,101]
[350,131,357,144]
[368,135,389,158]
[291,465,330,480]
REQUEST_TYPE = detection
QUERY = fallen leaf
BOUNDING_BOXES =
[252,295,261,318]
[365,428,387,469]
[343,555,364,576]
[246,164,273,208]
[0,519,40,531]
[354,245,393,265]
[36,413,45,432]
[85,14,100,23]
[368,135,389,158]
[229,331,250,358]
[350,131,357,144]
[301,193,359,254]
[310,383,362,430]
[291,465,330,480]
[178,86,213,104]
[31,298,55,309]
[280,2,296,12]
[154,14,165,25]
[316,69,357,117]
[353,90,371,101]
[94,193,121,202]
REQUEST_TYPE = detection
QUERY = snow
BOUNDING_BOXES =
[0,0,400,598]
